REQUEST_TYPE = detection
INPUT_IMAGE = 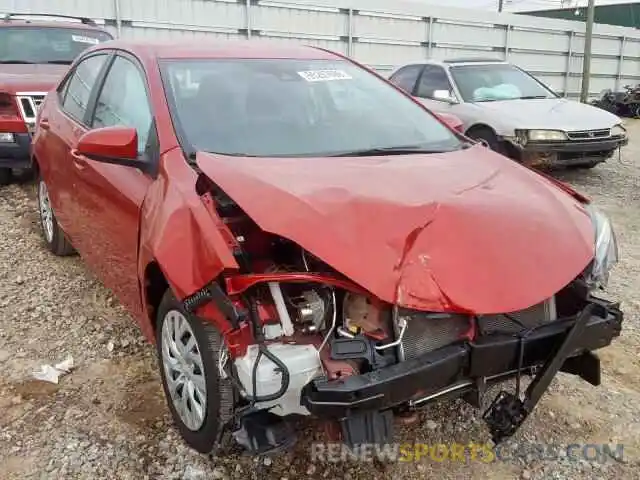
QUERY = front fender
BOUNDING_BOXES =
[137,152,239,334]
[455,103,516,139]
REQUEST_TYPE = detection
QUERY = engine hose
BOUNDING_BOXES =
[248,297,291,404]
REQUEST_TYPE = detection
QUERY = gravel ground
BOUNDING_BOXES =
[1,122,639,480]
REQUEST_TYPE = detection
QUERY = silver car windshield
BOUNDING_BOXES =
[161,58,464,158]
[449,63,556,103]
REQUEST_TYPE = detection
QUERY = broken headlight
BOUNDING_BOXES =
[583,204,618,289]
[610,124,627,138]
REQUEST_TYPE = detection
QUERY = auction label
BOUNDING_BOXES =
[297,70,352,82]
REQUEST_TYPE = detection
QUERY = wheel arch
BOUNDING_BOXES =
[465,123,497,137]
[465,123,521,159]
[142,259,170,340]
[30,154,40,175]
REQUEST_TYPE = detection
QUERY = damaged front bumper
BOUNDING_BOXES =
[513,137,628,167]
[302,297,622,421]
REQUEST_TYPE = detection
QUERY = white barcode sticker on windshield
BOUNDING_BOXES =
[71,35,100,45]
[297,70,352,82]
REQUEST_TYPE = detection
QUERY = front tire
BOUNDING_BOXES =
[156,290,235,454]
[36,175,75,256]
[466,127,506,156]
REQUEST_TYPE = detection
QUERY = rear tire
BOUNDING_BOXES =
[36,175,75,256]
[155,290,235,454]
[0,168,12,186]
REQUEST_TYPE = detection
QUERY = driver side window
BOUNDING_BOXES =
[91,55,152,154]
[416,65,454,101]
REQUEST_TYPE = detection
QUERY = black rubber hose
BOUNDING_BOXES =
[248,296,291,404]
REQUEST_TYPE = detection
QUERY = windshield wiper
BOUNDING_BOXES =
[45,60,73,65]
[331,145,454,157]
[517,95,549,100]
[0,60,35,64]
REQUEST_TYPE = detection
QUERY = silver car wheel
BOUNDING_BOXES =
[161,310,207,431]
[38,180,54,243]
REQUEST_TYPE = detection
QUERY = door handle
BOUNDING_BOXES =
[39,118,50,130]
[70,149,87,170]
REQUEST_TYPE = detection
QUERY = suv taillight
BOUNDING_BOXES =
[0,93,19,118]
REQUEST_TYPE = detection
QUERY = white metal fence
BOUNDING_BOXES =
[2,0,640,98]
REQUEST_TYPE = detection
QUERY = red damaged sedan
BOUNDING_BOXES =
[32,39,622,455]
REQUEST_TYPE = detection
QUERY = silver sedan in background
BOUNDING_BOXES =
[389,58,628,169]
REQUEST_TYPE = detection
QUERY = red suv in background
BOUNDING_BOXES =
[0,13,112,185]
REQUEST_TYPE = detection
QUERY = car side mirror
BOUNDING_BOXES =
[432,90,457,104]
[76,126,147,170]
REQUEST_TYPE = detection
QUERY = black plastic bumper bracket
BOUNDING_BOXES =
[483,304,595,444]
[340,409,394,450]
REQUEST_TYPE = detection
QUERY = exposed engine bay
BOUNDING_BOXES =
[195,183,408,415]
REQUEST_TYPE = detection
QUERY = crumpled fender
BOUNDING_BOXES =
[136,150,238,339]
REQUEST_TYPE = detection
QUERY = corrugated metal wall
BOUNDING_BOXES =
[2,0,640,97]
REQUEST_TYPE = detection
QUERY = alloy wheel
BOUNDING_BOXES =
[38,180,54,243]
[161,310,207,431]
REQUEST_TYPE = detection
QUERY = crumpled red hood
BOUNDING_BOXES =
[196,146,594,314]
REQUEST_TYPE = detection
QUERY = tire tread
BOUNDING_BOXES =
[156,290,236,455]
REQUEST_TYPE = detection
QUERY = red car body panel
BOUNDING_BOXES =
[195,148,594,315]
[137,151,239,297]
[34,39,595,346]
[0,65,68,132]
[0,64,68,94]
[0,110,28,133]
[225,273,370,298]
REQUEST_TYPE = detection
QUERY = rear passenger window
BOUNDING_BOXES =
[62,54,108,122]
[389,65,423,94]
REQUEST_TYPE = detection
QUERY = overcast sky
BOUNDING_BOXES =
[422,0,636,12]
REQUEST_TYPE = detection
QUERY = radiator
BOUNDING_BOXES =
[398,298,556,361]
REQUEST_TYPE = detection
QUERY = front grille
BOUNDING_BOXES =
[398,297,556,360]
[566,129,611,141]
[16,92,46,124]
[478,297,557,335]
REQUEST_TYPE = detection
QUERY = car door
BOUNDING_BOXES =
[414,65,459,114]
[67,52,156,317]
[39,52,111,238]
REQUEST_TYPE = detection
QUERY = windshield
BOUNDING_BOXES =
[0,27,112,64]
[449,63,556,103]
[161,58,463,157]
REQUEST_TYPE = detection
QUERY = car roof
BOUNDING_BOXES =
[91,39,341,62]
[0,13,106,32]
[0,13,107,31]
[392,58,509,70]
[443,57,506,64]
